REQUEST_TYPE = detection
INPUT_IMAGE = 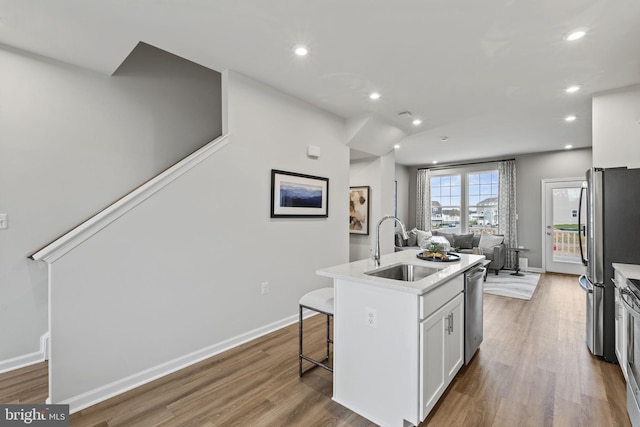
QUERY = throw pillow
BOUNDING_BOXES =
[406,228,418,247]
[479,234,504,254]
[471,233,481,248]
[453,233,474,249]
[416,230,432,247]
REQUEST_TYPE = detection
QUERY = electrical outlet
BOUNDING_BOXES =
[365,307,377,328]
[261,282,269,295]
[0,214,7,230]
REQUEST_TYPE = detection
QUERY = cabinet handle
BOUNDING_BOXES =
[447,313,454,334]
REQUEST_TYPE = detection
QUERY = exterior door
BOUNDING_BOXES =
[542,178,587,275]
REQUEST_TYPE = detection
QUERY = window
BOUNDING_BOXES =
[431,175,461,233]
[427,167,501,235]
[468,171,499,234]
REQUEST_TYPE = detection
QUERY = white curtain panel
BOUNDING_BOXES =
[416,168,431,230]
[498,160,518,269]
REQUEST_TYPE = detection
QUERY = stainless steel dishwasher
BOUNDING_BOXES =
[464,266,485,364]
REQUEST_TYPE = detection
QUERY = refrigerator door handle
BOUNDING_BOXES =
[579,275,592,293]
[578,183,587,266]
[579,275,604,293]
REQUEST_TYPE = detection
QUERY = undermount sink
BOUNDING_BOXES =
[365,263,441,282]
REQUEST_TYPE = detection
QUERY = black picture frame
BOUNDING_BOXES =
[271,169,329,218]
[349,186,370,235]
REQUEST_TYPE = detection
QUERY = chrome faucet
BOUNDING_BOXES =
[374,215,409,266]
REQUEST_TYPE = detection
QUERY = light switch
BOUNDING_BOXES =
[0,214,7,230]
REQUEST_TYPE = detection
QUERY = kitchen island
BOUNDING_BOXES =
[317,250,485,427]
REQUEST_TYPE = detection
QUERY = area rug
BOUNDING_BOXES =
[483,271,541,300]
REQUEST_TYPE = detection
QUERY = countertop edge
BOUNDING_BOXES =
[613,262,640,281]
[317,250,486,295]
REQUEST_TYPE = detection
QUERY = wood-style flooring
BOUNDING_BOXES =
[0,273,630,426]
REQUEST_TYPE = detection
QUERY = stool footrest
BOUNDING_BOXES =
[299,354,333,375]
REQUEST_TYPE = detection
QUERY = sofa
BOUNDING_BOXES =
[395,229,506,275]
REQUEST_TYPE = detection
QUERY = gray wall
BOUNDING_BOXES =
[0,42,222,364]
[395,164,410,228]
[405,148,592,269]
[516,148,592,268]
[47,70,349,408]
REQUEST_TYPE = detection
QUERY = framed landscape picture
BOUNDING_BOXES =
[349,186,370,234]
[271,170,329,218]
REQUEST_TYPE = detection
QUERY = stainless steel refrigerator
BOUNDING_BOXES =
[579,167,640,362]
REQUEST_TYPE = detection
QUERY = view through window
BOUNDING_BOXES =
[468,171,499,235]
[431,175,461,233]
[430,170,499,235]
[552,187,584,263]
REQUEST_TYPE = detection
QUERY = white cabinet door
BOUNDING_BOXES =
[615,270,629,382]
[444,294,464,382]
[420,306,446,419]
[615,286,623,362]
[420,293,464,421]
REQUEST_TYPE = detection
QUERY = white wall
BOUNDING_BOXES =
[349,152,396,262]
[592,85,640,168]
[0,43,222,366]
[395,164,410,227]
[47,70,349,408]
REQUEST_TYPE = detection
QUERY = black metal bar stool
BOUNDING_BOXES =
[299,287,334,376]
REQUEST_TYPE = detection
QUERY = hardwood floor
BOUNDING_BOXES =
[424,272,629,427]
[0,273,630,426]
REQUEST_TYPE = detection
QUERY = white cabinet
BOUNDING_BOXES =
[420,292,464,420]
[330,268,467,426]
[614,268,629,382]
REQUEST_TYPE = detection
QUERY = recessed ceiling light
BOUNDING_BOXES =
[369,92,381,100]
[293,45,309,56]
[565,30,586,41]
[440,136,448,142]
[412,119,422,126]
[432,160,438,164]
[565,144,573,149]
[394,144,401,149]
[565,85,581,93]
[565,115,577,122]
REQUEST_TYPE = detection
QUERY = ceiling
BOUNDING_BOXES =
[1,0,639,166]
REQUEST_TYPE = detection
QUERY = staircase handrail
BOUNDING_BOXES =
[29,133,230,263]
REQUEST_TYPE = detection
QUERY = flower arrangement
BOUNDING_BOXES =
[423,241,448,259]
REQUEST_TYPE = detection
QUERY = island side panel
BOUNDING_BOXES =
[333,278,420,427]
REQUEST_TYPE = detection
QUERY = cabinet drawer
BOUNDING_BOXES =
[420,274,464,320]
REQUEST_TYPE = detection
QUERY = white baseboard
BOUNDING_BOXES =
[527,267,544,273]
[0,332,50,374]
[60,313,300,414]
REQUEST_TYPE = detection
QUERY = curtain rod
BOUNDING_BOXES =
[418,158,515,171]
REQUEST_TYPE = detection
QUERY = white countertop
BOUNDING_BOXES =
[317,249,485,295]
[613,263,640,281]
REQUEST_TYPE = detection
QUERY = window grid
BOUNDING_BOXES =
[431,175,461,231]
[468,171,499,234]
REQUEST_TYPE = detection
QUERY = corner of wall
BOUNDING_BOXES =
[221,69,230,135]
[0,332,49,374]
